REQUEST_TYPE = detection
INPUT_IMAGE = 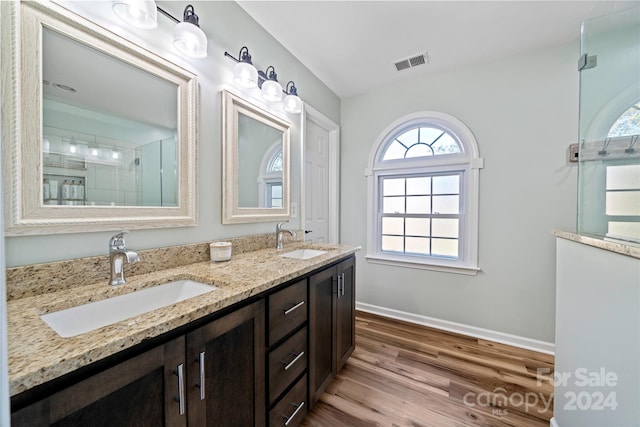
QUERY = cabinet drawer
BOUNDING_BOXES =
[269,326,307,404]
[269,374,308,427]
[269,279,307,345]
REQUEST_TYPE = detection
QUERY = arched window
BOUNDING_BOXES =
[607,102,640,137]
[258,142,284,208]
[366,112,483,275]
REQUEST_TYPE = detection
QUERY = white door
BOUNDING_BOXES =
[304,107,339,244]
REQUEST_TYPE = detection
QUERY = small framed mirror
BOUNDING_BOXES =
[1,1,198,235]
[222,90,291,224]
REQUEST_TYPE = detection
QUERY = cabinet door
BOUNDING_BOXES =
[186,300,266,427]
[308,265,336,408]
[336,257,356,371]
[11,336,186,427]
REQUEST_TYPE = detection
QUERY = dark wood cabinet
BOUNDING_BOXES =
[11,255,355,426]
[11,336,187,427]
[12,301,266,427]
[186,299,265,427]
[308,256,356,408]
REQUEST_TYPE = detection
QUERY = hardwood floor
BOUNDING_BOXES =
[302,311,554,427]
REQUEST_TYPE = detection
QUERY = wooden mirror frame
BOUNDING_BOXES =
[222,90,291,224]
[1,0,198,235]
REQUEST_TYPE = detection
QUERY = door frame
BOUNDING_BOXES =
[302,104,340,244]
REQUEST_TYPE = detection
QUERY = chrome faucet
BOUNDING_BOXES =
[276,222,296,250]
[109,230,140,286]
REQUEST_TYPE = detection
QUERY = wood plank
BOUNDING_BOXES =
[302,311,553,426]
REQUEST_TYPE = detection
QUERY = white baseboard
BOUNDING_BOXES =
[356,302,555,355]
[550,417,559,427]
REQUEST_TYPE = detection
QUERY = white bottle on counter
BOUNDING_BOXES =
[70,180,78,200]
[77,179,85,201]
[61,180,70,200]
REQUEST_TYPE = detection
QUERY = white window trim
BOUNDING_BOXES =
[365,111,483,275]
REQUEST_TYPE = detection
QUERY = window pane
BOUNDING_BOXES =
[382,235,404,252]
[271,199,282,208]
[405,143,433,158]
[407,177,431,195]
[432,195,459,214]
[608,102,640,138]
[406,237,429,255]
[382,141,407,161]
[432,218,458,238]
[432,133,462,154]
[396,128,419,146]
[433,175,459,194]
[406,196,430,214]
[382,217,404,235]
[432,238,458,258]
[406,218,430,236]
[271,185,282,198]
[383,178,405,196]
[606,191,640,216]
[383,196,405,214]
[606,165,640,190]
[608,221,640,240]
[419,127,444,144]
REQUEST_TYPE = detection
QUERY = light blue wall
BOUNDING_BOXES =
[5,1,340,267]
[340,42,579,343]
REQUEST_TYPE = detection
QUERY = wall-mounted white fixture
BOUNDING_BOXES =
[232,46,258,89]
[172,5,207,59]
[113,2,207,59]
[112,0,158,29]
[260,66,283,103]
[283,81,302,114]
[224,47,303,113]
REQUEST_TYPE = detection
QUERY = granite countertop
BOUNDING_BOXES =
[553,230,640,259]
[7,243,360,397]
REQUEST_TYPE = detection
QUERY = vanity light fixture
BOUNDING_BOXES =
[112,0,158,30]
[260,66,283,103]
[112,148,121,160]
[229,46,258,89]
[114,2,208,59]
[69,142,78,154]
[172,5,207,59]
[283,81,302,114]
[223,49,303,113]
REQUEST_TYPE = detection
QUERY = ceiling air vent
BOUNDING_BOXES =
[394,52,429,72]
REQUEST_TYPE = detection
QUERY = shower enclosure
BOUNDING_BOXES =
[577,7,640,243]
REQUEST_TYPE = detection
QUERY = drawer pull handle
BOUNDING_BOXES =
[174,363,185,416]
[283,350,305,371]
[283,401,305,426]
[283,301,305,316]
[198,351,206,400]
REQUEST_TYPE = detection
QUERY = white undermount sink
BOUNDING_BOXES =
[40,280,218,338]
[280,249,328,260]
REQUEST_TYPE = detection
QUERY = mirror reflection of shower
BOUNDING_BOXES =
[137,137,178,207]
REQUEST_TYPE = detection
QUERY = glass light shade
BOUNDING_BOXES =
[283,94,302,114]
[112,0,158,29]
[233,62,258,89]
[173,22,207,59]
[261,79,283,102]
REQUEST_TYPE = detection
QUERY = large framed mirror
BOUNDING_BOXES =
[1,0,198,235]
[222,90,291,224]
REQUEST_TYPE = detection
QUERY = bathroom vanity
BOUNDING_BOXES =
[7,241,358,427]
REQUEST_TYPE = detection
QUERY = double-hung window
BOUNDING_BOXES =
[366,112,483,275]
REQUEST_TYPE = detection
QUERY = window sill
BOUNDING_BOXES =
[365,253,480,276]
